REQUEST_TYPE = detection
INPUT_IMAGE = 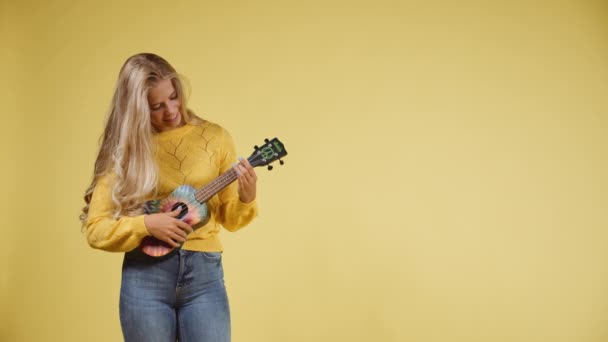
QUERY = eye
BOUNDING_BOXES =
[170,92,178,100]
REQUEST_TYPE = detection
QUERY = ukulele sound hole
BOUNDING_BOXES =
[172,202,189,220]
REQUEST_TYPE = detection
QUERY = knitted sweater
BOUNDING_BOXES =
[85,121,258,252]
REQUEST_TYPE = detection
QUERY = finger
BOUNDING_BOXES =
[237,170,251,190]
[232,162,243,177]
[173,222,190,236]
[238,157,253,171]
[170,226,188,240]
[175,220,194,234]
[239,157,257,179]
[168,230,186,243]
[236,165,249,183]
[237,176,255,201]
[168,208,182,217]
[233,164,247,186]
[164,236,181,248]
[239,164,256,184]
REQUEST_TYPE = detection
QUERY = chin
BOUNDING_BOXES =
[173,114,184,127]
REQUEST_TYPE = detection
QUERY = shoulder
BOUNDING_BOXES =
[191,120,233,141]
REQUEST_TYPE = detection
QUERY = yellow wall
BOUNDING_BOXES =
[2,0,607,341]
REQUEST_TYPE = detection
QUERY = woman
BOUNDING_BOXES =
[80,53,258,342]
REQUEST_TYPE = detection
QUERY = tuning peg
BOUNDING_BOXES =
[264,138,270,143]
[267,165,273,171]
[279,159,284,165]
[254,145,259,150]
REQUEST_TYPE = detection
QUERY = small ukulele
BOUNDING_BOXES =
[139,137,287,257]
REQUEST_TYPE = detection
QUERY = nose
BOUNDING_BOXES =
[166,101,179,115]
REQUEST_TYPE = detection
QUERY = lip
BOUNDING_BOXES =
[164,112,179,122]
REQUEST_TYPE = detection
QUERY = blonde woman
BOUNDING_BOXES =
[81,53,257,342]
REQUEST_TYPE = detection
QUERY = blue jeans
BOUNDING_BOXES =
[119,249,230,342]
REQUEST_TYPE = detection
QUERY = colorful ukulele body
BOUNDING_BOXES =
[139,137,287,257]
[139,185,209,257]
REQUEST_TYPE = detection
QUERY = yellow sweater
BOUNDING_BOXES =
[85,121,258,253]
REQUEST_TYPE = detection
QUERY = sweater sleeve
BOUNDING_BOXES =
[215,127,258,232]
[85,173,150,252]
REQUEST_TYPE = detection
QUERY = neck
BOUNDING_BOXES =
[194,168,239,203]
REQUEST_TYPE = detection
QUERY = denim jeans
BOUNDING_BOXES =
[119,248,230,342]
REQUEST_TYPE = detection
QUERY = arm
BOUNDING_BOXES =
[85,173,150,252]
[215,128,259,232]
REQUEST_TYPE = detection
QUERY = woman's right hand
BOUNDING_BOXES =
[144,209,193,247]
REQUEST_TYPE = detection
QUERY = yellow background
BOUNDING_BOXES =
[2,0,607,341]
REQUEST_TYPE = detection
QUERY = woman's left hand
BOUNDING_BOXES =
[233,157,257,203]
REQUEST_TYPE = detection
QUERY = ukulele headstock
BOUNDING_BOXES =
[249,138,287,170]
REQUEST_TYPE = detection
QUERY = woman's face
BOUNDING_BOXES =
[148,78,183,132]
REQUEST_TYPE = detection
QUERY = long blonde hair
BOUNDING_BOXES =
[80,53,203,225]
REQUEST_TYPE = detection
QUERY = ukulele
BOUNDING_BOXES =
[139,137,287,257]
